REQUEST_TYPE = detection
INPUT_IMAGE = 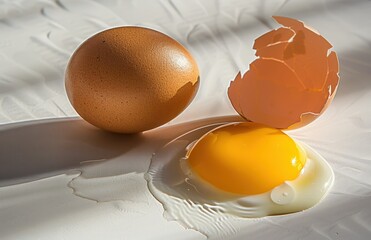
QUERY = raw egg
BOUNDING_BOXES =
[186,122,306,196]
[65,26,199,133]
[228,16,339,129]
[146,122,334,237]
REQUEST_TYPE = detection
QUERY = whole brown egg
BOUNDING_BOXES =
[65,27,199,133]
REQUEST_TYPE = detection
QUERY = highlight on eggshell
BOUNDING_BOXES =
[65,26,199,134]
[228,16,339,129]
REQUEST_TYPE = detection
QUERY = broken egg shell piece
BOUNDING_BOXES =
[228,16,339,129]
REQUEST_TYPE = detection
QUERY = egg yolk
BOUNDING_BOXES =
[186,122,306,195]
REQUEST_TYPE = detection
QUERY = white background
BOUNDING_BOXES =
[1,0,371,239]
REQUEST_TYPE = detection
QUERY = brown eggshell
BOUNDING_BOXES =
[65,27,199,133]
[228,16,339,129]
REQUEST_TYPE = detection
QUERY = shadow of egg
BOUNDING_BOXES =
[0,118,143,186]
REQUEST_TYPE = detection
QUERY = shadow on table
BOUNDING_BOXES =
[0,118,143,186]
[0,115,244,187]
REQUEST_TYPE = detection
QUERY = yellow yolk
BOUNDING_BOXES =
[186,122,306,195]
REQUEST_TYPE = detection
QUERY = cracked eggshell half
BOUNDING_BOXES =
[65,26,199,134]
[228,16,339,129]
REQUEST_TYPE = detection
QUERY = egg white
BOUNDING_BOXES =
[146,123,334,238]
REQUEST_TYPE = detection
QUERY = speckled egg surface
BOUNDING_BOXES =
[65,26,199,133]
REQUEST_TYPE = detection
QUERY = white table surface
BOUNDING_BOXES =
[1,0,371,239]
